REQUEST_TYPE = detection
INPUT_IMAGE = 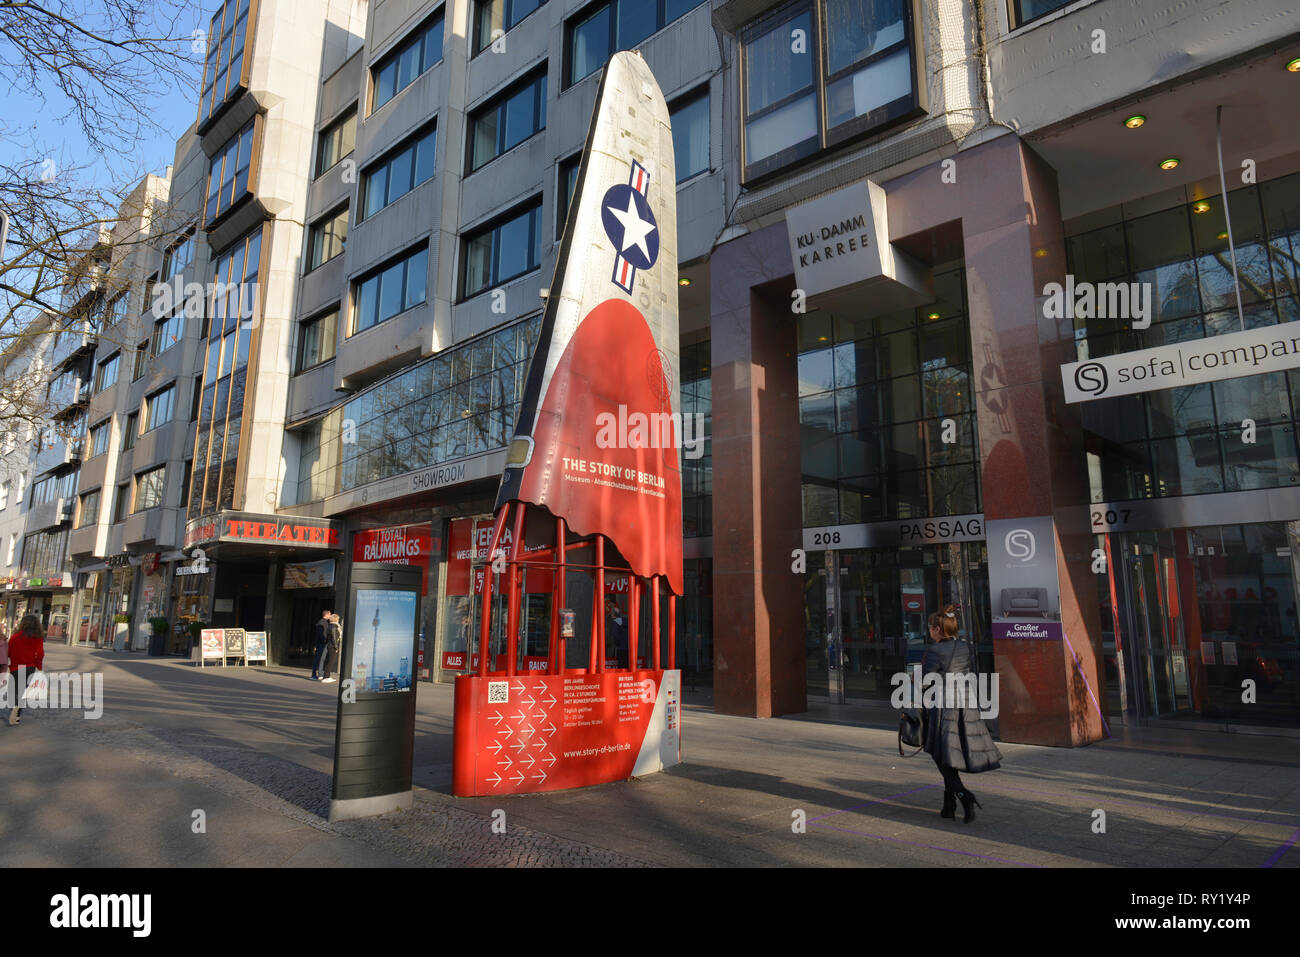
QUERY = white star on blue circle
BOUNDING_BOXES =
[601,184,659,270]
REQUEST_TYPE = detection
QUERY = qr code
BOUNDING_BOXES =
[488,681,509,704]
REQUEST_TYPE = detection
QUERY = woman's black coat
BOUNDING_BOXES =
[921,638,1003,773]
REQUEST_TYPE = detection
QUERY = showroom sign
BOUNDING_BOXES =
[1061,320,1300,403]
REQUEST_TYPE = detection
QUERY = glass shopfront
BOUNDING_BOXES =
[805,540,991,701]
[1098,521,1300,729]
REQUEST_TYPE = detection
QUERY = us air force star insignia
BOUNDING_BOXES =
[601,160,659,293]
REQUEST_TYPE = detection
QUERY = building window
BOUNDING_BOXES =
[741,0,921,182]
[1069,174,1300,502]
[122,412,139,451]
[308,206,349,271]
[134,466,167,512]
[199,0,252,125]
[151,311,184,357]
[468,69,546,172]
[474,0,546,55]
[161,232,195,280]
[30,472,75,507]
[321,314,541,496]
[78,489,100,528]
[361,124,437,220]
[565,0,704,87]
[179,459,193,508]
[112,483,130,522]
[351,245,429,335]
[89,420,110,457]
[208,227,262,345]
[315,107,358,177]
[797,268,977,524]
[1012,0,1078,27]
[145,385,176,432]
[670,87,709,182]
[132,342,149,381]
[297,308,339,372]
[104,293,129,326]
[204,120,255,224]
[462,200,542,298]
[0,481,8,510]
[93,353,119,393]
[371,10,445,112]
[556,153,580,239]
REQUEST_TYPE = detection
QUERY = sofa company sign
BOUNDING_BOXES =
[1061,320,1300,403]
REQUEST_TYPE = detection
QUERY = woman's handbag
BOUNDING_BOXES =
[898,707,925,756]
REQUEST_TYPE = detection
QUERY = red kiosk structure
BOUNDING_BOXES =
[450,52,684,797]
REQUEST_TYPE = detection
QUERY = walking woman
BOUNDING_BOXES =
[923,605,1001,822]
[8,613,45,726]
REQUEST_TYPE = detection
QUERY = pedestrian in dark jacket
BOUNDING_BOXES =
[320,613,341,683]
[8,614,46,726]
[923,604,1001,822]
[311,610,332,680]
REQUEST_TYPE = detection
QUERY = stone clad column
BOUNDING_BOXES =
[887,136,1106,746]
[709,224,807,718]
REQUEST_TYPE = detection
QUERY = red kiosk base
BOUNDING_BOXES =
[451,669,681,796]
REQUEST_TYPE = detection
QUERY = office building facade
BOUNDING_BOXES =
[8,0,1297,747]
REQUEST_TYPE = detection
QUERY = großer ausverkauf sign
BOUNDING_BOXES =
[1061,320,1300,403]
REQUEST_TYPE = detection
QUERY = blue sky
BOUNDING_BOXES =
[1,3,208,193]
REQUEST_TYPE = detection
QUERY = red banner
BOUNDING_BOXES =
[353,523,433,591]
[452,670,681,795]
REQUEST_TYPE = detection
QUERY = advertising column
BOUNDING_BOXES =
[329,563,422,821]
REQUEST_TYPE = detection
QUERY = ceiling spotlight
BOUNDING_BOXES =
[1159,157,1180,171]
[1287,57,1300,72]
[678,277,692,287]
[1123,114,1146,129]
[1192,200,1211,214]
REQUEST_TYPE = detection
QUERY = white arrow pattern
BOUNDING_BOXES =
[480,676,566,793]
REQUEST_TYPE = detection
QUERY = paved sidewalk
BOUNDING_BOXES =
[1,642,1297,868]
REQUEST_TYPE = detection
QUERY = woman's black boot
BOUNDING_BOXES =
[940,788,956,819]
[958,789,982,823]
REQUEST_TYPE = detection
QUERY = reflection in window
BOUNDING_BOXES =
[308,206,349,270]
[670,89,709,182]
[315,108,357,177]
[474,0,546,55]
[199,0,251,125]
[566,0,704,87]
[352,246,429,334]
[798,268,975,525]
[371,12,445,112]
[1069,173,1300,504]
[294,316,543,502]
[741,0,920,180]
[462,201,542,298]
[362,124,437,219]
[469,71,546,172]
[205,121,255,224]
[297,309,339,372]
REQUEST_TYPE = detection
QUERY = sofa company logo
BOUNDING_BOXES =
[601,159,659,293]
[1004,528,1037,562]
[1073,361,1108,396]
[50,887,151,937]
[1061,320,1300,403]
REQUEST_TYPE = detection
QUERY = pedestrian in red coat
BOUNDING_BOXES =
[8,613,45,726]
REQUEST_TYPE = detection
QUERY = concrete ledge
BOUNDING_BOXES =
[329,790,413,822]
